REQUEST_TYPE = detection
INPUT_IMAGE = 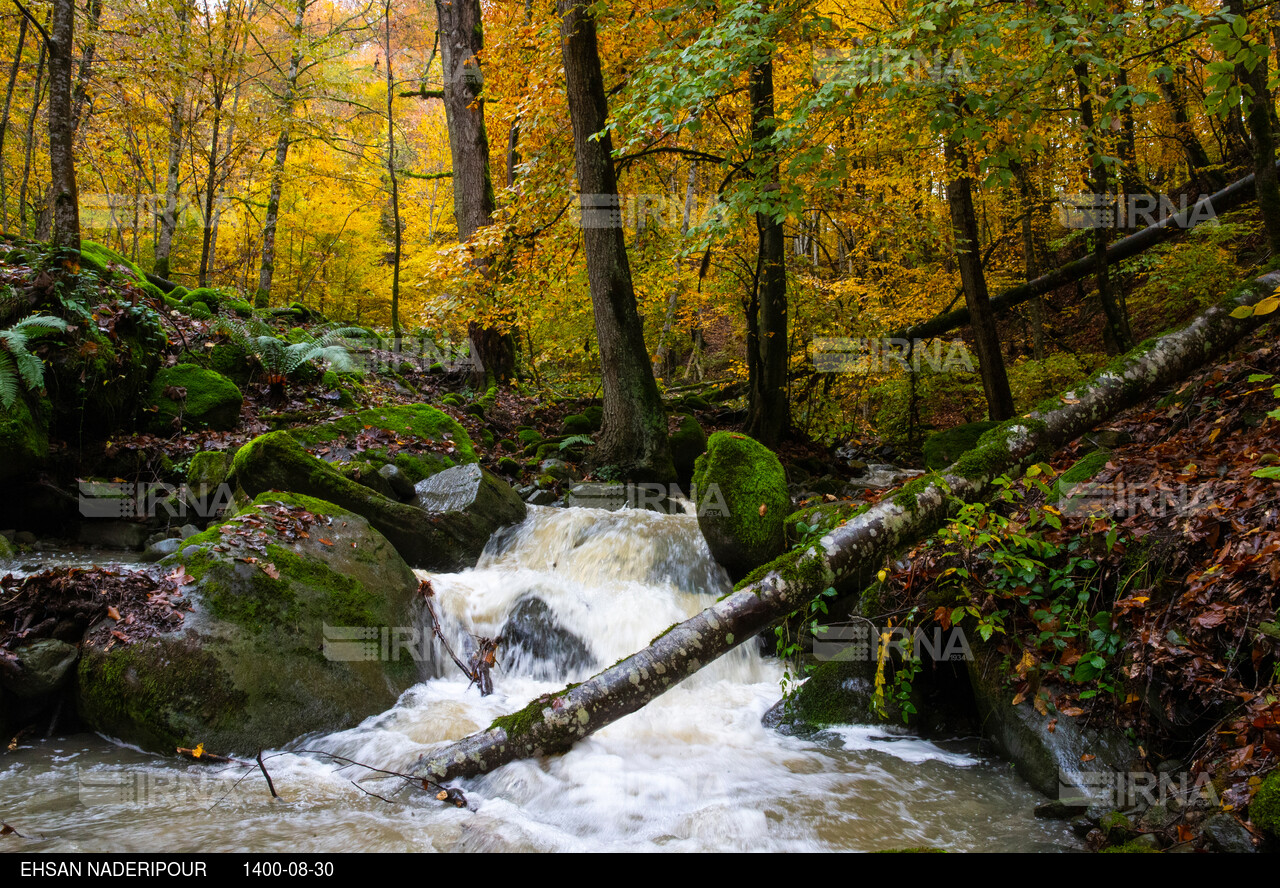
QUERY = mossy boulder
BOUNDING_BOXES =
[0,394,49,484]
[230,431,523,570]
[781,659,883,729]
[42,308,164,438]
[148,364,243,432]
[692,432,790,579]
[562,413,592,435]
[77,492,420,754]
[1251,769,1280,837]
[668,413,707,487]
[922,421,1001,470]
[182,287,222,311]
[583,405,603,430]
[80,241,147,283]
[288,405,476,485]
[0,533,15,561]
[210,340,251,386]
[187,449,236,497]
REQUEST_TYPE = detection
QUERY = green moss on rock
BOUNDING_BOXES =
[148,364,243,432]
[0,394,49,484]
[1251,769,1280,837]
[693,432,791,579]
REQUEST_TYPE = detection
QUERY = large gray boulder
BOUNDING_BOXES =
[77,492,421,754]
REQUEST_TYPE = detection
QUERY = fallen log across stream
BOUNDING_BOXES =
[413,270,1280,785]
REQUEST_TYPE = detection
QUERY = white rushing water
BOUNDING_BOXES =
[1,506,1080,852]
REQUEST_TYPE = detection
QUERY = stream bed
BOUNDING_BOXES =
[1,506,1080,852]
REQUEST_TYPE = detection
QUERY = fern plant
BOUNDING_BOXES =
[0,314,71,409]
[250,327,366,400]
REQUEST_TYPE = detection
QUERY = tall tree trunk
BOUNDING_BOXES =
[154,0,190,280]
[17,13,46,237]
[256,0,305,308]
[653,163,696,379]
[68,0,100,135]
[0,14,28,231]
[1076,60,1133,355]
[435,0,513,385]
[197,98,223,286]
[1012,159,1045,360]
[743,57,790,447]
[45,0,79,249]
[943,130,1014,421]
[557,0,674,482]
[1226,0,1280,254]
[1156,62,1222,190]
[412,272,1280,785]
[385,0,401,345]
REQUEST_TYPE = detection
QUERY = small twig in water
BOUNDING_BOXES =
[257,749,279,799]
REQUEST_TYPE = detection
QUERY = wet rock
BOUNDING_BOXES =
[566,482,628,510]
[1201,812,1257,853]
[0,534,15,561]
[1,639,79,698]
[80,492,421,755]
[668,413,707,487]
[378,463,416,501]
[179,524,200,539]
[1035,800,1089,820]
[141,537,183,561]
[15,531,37,545]
[967,641,1136,797]
[500,596,594,678]
[526,489,558,506]
[78,520,152,550]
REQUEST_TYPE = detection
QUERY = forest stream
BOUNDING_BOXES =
[0,506,1080,852]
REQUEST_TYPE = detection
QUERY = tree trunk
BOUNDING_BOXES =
[0,14,28,231]
[1012,159,1045,360]
[943,131,1014,421]
[556,0,674,482]
[653,163,696,379]
[413,269,1280,785]
[154,0,190,280]
[1226,0,1280,254]
[434,0,513,385]
[384,0,401,345]
[17,23,46,237]
[1075,61,1133,355]
[743,57,790,447]
[46,0,79,249]
[256,0,305,308]
[1155,63,1223,190]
